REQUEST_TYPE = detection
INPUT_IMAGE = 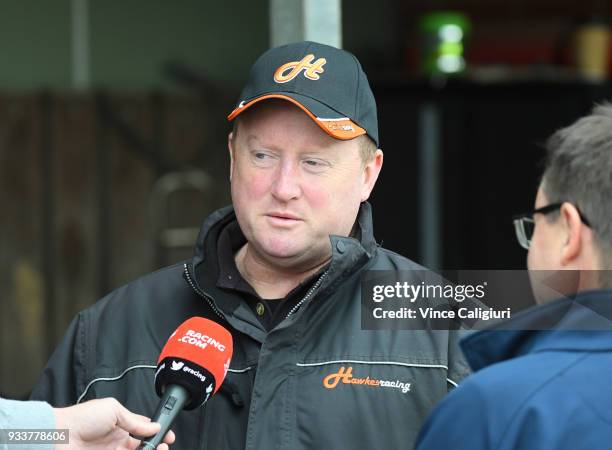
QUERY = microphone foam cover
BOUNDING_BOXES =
[154,317,233,409]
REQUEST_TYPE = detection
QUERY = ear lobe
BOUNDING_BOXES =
[560,202,583,266]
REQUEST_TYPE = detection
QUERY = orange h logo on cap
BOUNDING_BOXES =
[274,54,327,83]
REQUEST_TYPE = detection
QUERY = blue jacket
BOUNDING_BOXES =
[415,290,612,450]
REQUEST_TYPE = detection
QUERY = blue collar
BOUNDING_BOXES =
[460,289,612,372]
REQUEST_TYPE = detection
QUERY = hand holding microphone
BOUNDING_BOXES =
[53,397,175,450]
[138,317,233,450]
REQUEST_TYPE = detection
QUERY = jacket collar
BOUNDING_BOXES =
[190,202,378,294]
[460,289,612,372]
[191,205,235,270]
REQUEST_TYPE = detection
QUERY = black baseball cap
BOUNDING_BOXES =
[228,41,379,147]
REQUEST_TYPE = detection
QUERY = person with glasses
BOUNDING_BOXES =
[414,103,612,450]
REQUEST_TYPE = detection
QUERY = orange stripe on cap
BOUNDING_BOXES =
[227,94,366,141]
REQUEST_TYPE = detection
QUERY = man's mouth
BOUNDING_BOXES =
[267,212,301,221]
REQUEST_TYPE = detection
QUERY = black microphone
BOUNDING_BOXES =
[138,317,233,449]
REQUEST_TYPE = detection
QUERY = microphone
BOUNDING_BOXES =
[138,317,233,449]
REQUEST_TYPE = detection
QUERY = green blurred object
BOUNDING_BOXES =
[419,12,471,75]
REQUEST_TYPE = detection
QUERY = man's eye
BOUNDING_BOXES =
[251,151,276,167]
[303,159,329,171]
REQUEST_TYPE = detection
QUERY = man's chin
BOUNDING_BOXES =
[257,233,307,256]
[257,241,327,267]
[260,245,305,260]
[251,232,330,265]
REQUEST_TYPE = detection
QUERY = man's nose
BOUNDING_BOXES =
[271,160,301,202]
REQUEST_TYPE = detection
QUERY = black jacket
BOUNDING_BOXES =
[31,203,470,450]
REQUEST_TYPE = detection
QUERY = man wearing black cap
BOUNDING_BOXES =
[32,42,469,450]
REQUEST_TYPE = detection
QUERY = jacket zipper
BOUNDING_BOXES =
[285,270,329,319]
[185,262,329,322]
[183,262,225,320]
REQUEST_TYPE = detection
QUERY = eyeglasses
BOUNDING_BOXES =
[512,203,591,250]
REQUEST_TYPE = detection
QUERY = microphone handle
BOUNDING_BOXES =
[137,384,190,450]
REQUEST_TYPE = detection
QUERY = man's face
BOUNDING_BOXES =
[228,101,382,270]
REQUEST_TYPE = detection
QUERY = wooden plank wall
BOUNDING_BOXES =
[0,92,232,398]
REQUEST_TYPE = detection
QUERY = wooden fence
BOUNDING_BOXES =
[0,91,233,398]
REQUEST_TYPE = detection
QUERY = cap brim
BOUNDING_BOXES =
[227,93,366,141]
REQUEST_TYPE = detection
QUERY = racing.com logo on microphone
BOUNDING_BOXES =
[178,329,227,352]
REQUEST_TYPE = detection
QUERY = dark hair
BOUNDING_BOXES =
[542,103,612,281]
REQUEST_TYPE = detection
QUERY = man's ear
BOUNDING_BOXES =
[361,149,384,202]
[559,202,584,266]
[228,132,235,182]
